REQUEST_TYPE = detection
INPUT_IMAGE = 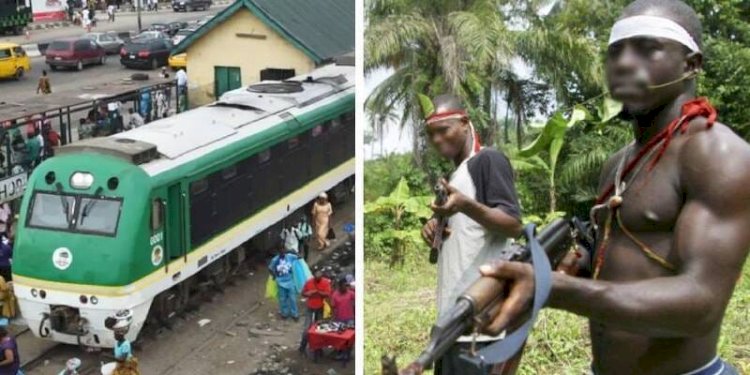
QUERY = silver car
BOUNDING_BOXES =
[172,28,196,46]
[83,32,124,55]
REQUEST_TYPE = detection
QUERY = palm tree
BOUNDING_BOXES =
[365,0,603,160]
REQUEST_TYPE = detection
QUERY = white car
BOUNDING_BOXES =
[172,28,196,45]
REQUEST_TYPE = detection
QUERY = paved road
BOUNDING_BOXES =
[0,7,223,105]
[0,6,225,46]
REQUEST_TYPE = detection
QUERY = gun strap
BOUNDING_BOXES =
[459,223,552,367]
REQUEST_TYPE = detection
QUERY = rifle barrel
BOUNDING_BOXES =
[399,219,573,374]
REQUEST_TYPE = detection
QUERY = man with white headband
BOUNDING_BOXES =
[477,1,750,374]
[419,93,523,375]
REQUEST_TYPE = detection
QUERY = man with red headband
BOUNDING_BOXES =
[420,94,523,375]
[479,1,750,374]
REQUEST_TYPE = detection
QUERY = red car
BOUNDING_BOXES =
[45,38,106,71]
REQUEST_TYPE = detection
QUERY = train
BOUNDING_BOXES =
[11,59,355,348]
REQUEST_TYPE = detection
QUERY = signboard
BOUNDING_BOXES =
[0,173,27,204]
[31,0,65,22]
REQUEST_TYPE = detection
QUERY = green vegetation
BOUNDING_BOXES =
[365,252,750,374]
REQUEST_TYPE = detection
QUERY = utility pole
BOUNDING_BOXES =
[136,0,142,32]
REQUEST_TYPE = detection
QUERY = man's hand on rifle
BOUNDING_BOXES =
[421,218,451,245]
[430,179,468,217]
[477,261,535,336]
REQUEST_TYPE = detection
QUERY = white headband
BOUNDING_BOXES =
[609,15,700,53]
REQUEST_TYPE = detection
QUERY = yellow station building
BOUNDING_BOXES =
[171,0,354,106]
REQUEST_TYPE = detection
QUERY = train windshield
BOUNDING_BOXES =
[27,192,122,236]
[76,197,121,235]
[28,192,76,231]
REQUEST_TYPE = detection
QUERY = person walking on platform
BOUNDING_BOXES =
[311,193,333,251]
[268,249,299,321]
[296,216,312,261]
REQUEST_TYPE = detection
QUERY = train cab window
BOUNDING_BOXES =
[151,198,164,231]
[28,192,75,230]
[258,149,271,164]
[288,136,300,149]
[311,125,324,137]
[76,197,122,235]
[190,178,209,195]
[28,192,122,236]
[221,166,238,180]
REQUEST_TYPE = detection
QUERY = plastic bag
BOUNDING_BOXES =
[292,259,313,293]
[265,275,277,300]
[323,300,332,319]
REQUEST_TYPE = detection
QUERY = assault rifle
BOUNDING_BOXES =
[383,218,592,375]
[429,183,449,264]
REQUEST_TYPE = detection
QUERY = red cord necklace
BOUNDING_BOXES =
[590,97,717,278]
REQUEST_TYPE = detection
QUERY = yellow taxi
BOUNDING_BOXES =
[168,53,186,70]
[0,43,31,80]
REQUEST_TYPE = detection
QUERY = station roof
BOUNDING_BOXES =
[171,0,355,63]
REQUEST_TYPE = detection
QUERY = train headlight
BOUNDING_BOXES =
[70,172,94,190]
[90,296,98,305]
[30,288,37,297]
[79,295,88,304]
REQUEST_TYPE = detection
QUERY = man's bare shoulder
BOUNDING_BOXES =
[680,119,750,202]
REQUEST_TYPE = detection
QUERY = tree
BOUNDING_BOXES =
[364,177,433,266]
[365,0,602,163]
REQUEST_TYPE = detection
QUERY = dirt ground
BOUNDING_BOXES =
[22,199,355,375]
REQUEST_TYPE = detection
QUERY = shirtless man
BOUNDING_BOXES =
[479,1,750,374]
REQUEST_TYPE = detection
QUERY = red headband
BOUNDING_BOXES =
[425,109,468,124]
[425,109,481,153]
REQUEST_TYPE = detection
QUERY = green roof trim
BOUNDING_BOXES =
[171,0,354,64]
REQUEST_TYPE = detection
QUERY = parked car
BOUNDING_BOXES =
[172,28,195,45]
[133,30,171,41]
[46,38,106,71]
[172,0,211,12]
[120,38,172,70]
[0,43,30,80]
[107,30,136,43]
[168,21,188,35]
[168,53,186,70]
[147,23,173,36]
[82,32,124,55]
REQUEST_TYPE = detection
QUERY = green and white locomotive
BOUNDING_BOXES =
[11,61,354,348]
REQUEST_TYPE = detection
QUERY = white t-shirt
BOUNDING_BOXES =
[176,70,188,87]
[436,148,521,342]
